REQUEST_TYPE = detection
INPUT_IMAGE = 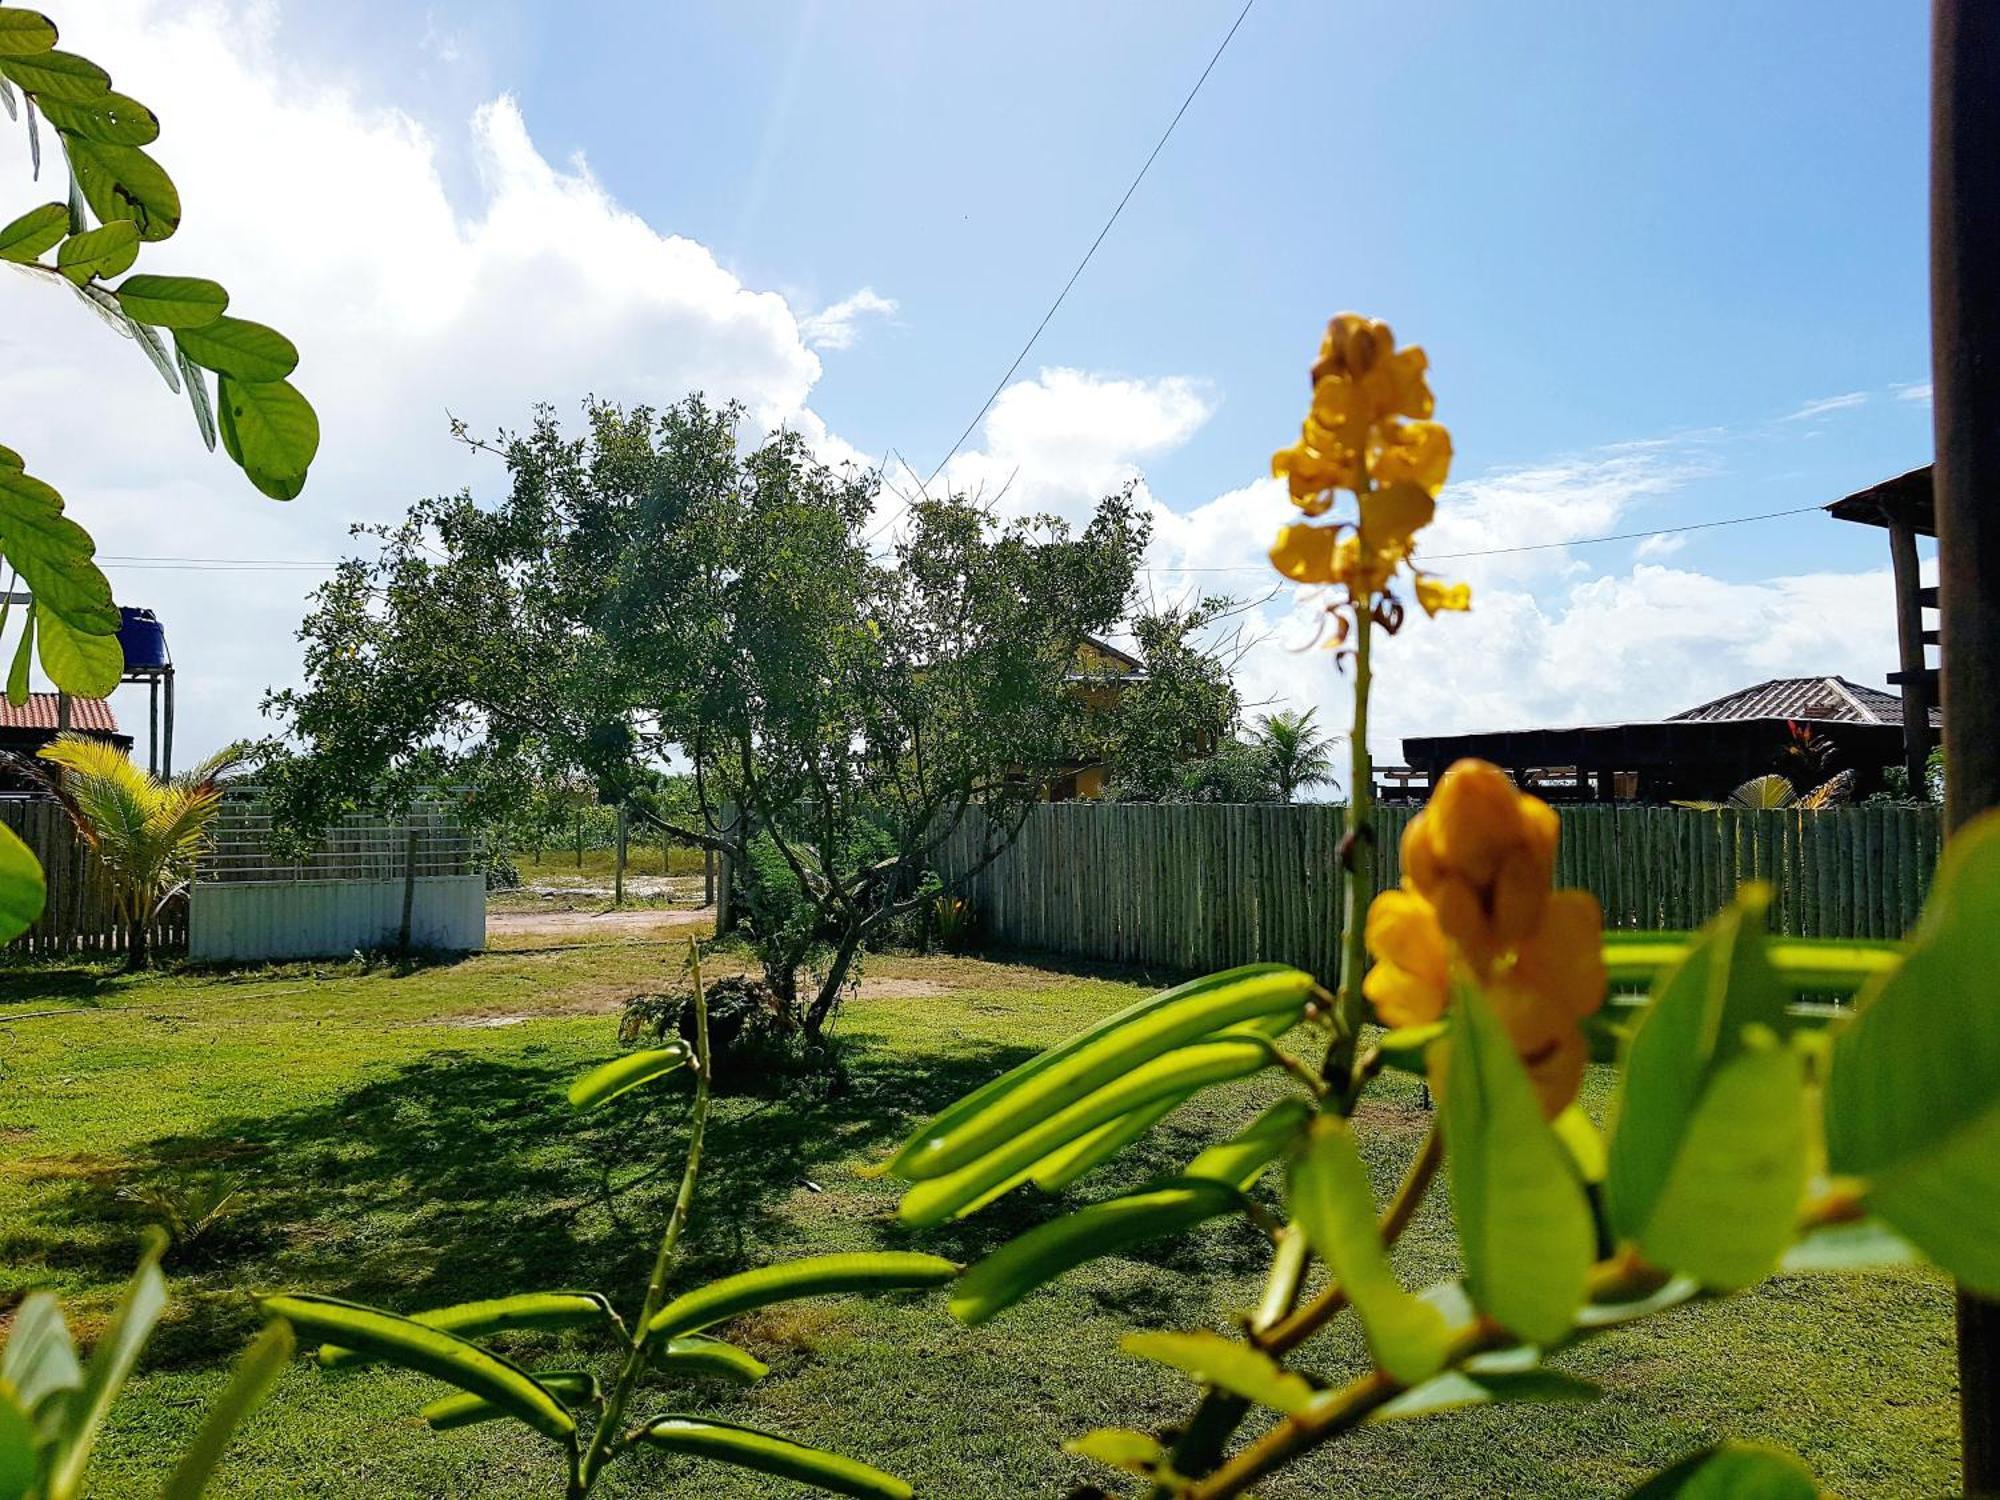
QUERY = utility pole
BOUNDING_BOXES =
[1930,2,2000,1491]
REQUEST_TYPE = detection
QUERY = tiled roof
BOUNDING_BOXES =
[1668,676,1939,727]
[0,693,119,734]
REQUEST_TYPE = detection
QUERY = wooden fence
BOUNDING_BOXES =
[936,802,1945,978]
[0,797,186,958]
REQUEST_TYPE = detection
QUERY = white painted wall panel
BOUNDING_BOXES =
[188,876,487,963]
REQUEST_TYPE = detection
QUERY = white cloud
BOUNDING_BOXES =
[798,287,898,351]
[1783,391,1868,421]
[1634,532,1688,560]
[1893,380,1933,406]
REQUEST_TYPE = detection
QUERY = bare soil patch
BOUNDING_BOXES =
[486,905,710,941]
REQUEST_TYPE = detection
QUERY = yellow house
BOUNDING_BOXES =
[1050,635,1147,800]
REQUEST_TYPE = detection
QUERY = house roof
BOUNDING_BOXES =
[1825,465,1935,538]
[1667,676,1940,728]
[0,693,120,734]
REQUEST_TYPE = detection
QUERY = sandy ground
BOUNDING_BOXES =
[485,905,712,940]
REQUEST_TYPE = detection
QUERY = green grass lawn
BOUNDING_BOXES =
[0,936,1959,1497]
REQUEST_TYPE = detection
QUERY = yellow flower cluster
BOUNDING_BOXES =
[1363,759,1606,1115]
[1268,314,1470,620]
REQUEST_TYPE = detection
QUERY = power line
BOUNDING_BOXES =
[867,0,1258,545]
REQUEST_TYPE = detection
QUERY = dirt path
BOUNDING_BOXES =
[485,905,712,940]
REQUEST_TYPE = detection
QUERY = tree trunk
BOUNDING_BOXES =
[125,902,150,972]
[804,927,867,1039]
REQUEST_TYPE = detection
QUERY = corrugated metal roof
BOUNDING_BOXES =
[1668,676,1938,727]
[0,693,119,734]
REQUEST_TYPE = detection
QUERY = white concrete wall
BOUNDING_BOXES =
[188,876,486,963]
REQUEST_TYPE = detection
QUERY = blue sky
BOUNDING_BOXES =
[0,1,1939,759]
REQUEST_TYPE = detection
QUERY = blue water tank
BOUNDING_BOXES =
[116,607,170,671]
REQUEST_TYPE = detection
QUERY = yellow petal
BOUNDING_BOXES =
[1270,522,1341,584]
[1359,481,1436,558]
[1415,576,1471,616]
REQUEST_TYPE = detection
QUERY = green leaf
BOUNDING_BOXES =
[1063,1427,1165,1477]
[128,317,180,394]
[0,465,118,636]
[889,964,1314,1180]
[262,1294,574,1443]
[175,317,299,382]
[160,1320,294,1500]
[0,201,65,262]
[215,376,318,500]
[1606,888,1785,1245]
[36,602,122,699]
[1376,1020,1447,1075]
[420,1369,597,1431]
[1625,1440,1822,1498]
[1440,985,1594,1346]
[176,344,216,452]
[53,218,136,284]
[34,90,156,144]
[1184,1095,1314,1190]
[0,10,58,57]
[1825,811,2000,1293]
[62,136,180,241]
[1637,1030,1808,1290]
[648,1252,958,1340]
[46,1231,168,1500]
[951,1178,1244,1327]
[567,1045,690,1110]
[1372,1365,1602,1424]
[1779,1218,1921,1275]
[898,1037,1276,1227]
[655,1334,768,1385]
[313,1291,617,1369]
[636,1416,912,1500]
[115,274,227,330]
[1605,930,1899,999]
[0,1291,80,1433]
[1287,1115,1451,1384]
[6,608,32,706]
[1120,1330,1316,1416]
[0,1390,33,1500]
[1551,1103,1607,1184]
[0,444,19,469]
[1573,1273,1702,1330]
[0,821,44,945]
[0,48,106,101]
[1029,1093,1184,1191]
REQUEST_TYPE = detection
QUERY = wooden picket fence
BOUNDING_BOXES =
[0,797,187,958]
[935,802,1945,978]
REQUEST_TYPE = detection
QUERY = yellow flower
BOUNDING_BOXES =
[1366,758,1605,1115]
[1358,481,1435,564]
[1270,522,1341,584]
[1375,420,1453,495]
[1414,576,1471,616]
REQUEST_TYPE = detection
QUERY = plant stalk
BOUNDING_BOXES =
[1325,602,1376,1102]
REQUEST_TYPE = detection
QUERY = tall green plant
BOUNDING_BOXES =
[33,732,242,969]
[1252,707,1338,803]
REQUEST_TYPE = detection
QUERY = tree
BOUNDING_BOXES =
[31,732,243,970]
[1091,598,1246,802]
[1253,707,1338,803]
[260,398,1148,1037]
[0,8,317,940]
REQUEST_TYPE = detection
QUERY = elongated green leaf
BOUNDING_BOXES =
[47,1232,168,1500]
[175,344,216,452]
[62,136,179,241]
[0,1290,80,1431]
[1779,1218,1921,1275]
[216,375,317,500]
[421,1369,597,1431]
[175,317,298,382]
[1825,811,2000,1293]
[0,200,64,262]
[899,1038,1276,1227]
[35,90,156,144]
[1551,1103,1606,1184]
[160,1320,294,1500]
[648,1252,957,1340]
[567,1045,689,1110]
[1626,1440,1821,1498]
[1063,1428,1164,1477]
[1121,1330,1316,1416]
[656,1334,767,1385]
[1287,1115,1451,1384]
[262,1294,573,1442]
[0,466,118,635]
[893,966,1313,1181]
[0,10,57,57]
[1606,888,1785,1244]
[1638,1030,1807,1290]
[951,1178,1244,1327]
[1440,986,1593,1346]
[6,608,32,706]
[36,602,122,698]
[1606,931,1900,999]
[1030,1093,1185,1191]
[0,1392,33,1500]
[0,445,19,469]
[0,48,106,100]
[883,963,1309,1180]
[54,218,136,284]
[128,317,180,393]
[637,1416,911,1500]
[1574,1272,1702,1330]
[0,805,45,944]
[1184,1095,1314,1190]
[314,1290,616,1369]
[115,274,227,329]
[1372,1365,1602,1424]
[1376,1020,1447,1075]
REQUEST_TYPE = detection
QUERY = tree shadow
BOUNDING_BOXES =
[0,965,118,1009]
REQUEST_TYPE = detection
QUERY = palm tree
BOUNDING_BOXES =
[1254,708,1339,804]
[1674,768,1856,812]
[34,734,244,970]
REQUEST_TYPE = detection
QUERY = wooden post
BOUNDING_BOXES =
[1890,519,1935,798]
[575,814,584,868]
[1932,2,2000,1488]
[398,826,418,956]
[703,845,716,908]
[161,670,174,779]
[614,804,627,906]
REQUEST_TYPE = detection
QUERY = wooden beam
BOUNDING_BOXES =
[1931,1,2000,1488]
[1890,519,1937,799]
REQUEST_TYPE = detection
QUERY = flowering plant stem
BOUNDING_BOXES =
[573,943,712,1496]
[1327,602,1376,1105]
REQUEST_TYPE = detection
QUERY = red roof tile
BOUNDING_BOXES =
[0,693,119,734]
